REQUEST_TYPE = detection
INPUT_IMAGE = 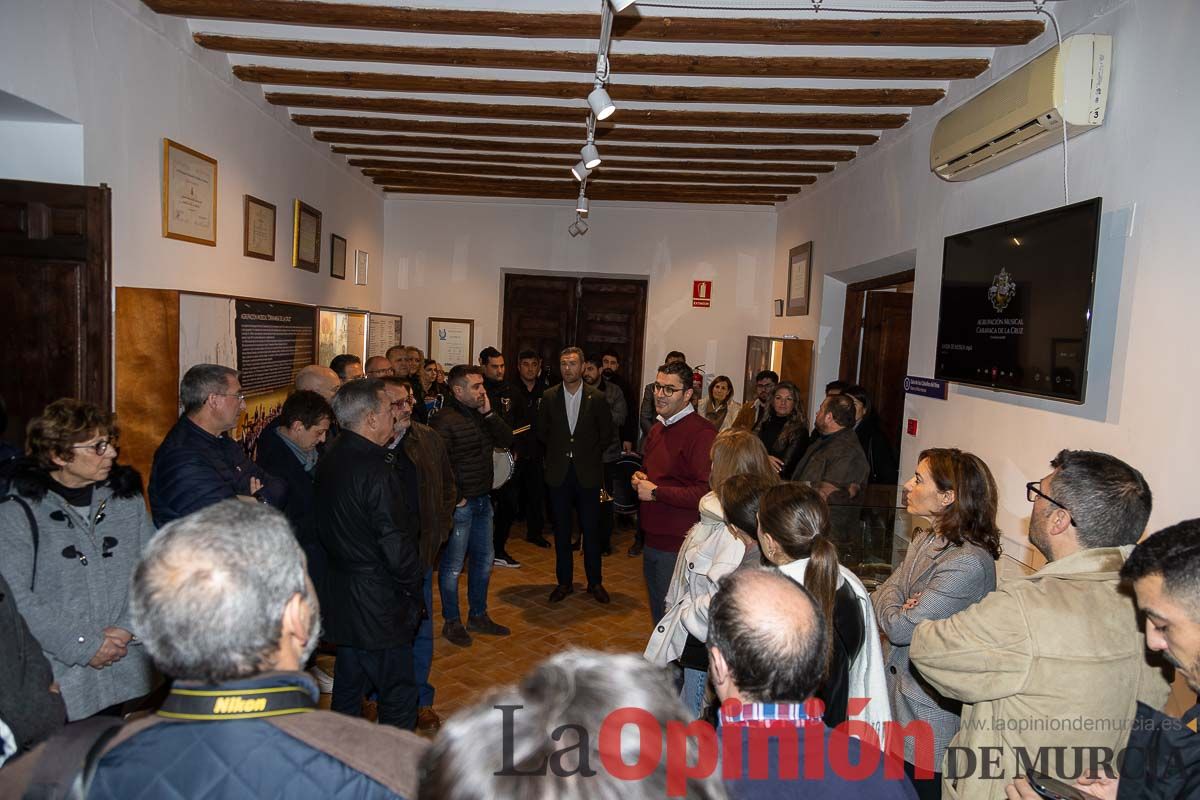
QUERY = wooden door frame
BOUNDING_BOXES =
[837,268,914,382]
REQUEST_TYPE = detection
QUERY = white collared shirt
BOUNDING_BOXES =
[657,403,694,427]
[564,382,583,434]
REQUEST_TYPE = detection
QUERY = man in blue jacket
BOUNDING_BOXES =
[149,364,286,527]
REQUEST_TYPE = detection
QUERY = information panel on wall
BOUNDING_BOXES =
[235,300,316,396]
[318,308,368,368]
[368,313,403,358]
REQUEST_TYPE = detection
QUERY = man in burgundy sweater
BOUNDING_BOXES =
[632,360,717,623]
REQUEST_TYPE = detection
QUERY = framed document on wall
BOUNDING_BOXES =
[428,317,474,368]
[162,138,217,246]
[354,249,369,286]
[243,195,275,260]
[330,234,347,280]
[292,200,321,273]
[786,241,813,317]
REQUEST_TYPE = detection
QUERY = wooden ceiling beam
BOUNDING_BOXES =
[314,132,858,162]
[145,2,1043,46]
[360,164,816,187]
[380,184,786,205]
[370,178,789,202]
[270,93,916,127]
[238,66,916,114]
[199,35,983,82]
[345,154,837,174]
[295,114,884,145]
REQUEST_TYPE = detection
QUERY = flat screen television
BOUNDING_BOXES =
[934,197,1102,403]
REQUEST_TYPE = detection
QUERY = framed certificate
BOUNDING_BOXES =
[292,200,321,273]
[330,234,347,280]
[242,195,275,260]
[354,249,369,285]
[786,241,813,317]
[162,138,217,246]
[427,317,474,368]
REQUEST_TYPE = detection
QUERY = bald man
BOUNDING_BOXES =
[365,356,394,379]
[709,568,913,800]
[295,365,340,401]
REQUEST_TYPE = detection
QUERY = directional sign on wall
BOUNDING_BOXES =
[693,280,713,308]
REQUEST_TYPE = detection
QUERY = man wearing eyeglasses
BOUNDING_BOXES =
[909,450,1171,800]
[149,364,287,528]
[633,360,717,624]
[731,369,778,431]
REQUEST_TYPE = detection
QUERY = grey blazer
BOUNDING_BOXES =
[872,529,996,768]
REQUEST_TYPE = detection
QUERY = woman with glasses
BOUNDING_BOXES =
[871,447,1002,799]
[643,429,778,716]
[420,358,449,417]
[0,399,157,720]
[695,375,741,433]
[757,482,891,735]
[751,380,809,475]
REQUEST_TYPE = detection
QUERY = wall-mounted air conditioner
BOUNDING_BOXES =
[931,34,1112,182]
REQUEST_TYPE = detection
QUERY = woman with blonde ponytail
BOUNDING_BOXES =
[757,483,890,735]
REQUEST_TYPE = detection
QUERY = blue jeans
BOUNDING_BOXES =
[439,496,494,622]
[682,667,707,718]
[413,568,434,707]
[643,545,677,624]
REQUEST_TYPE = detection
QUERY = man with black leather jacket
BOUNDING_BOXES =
[315,378,423,730]
[480,347,525,569]
[429,365,513,648]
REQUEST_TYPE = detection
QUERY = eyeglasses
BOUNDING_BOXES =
[652,382,684,397]
[367,368,395,377]
[390,398,413,408]
[71,439,119,456]
[1026,481,1076,526]
[215,392,246,401]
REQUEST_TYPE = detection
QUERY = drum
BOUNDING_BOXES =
[612,450,643,515]
[492,448,515,489]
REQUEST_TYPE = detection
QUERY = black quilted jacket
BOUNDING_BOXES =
[428,397,512,499]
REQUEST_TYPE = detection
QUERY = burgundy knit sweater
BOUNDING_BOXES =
[639,411,717,553]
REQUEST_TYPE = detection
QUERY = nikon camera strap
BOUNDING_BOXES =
[156,685,316,721]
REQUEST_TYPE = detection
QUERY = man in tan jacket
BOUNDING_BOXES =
[909,449,1171,800]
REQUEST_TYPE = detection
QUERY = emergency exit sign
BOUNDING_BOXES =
[693,280,712,307]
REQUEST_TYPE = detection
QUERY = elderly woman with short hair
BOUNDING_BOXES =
[0,399,157,720]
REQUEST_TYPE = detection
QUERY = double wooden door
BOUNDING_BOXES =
[0,179,112,449]
[501,274,647,385]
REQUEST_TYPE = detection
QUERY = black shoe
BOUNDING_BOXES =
[627,542,644,557]
[442,620,472,647]
[548,584,574,603]
[526,536,551,549]
[587,584,610,604]
[466,614,511,636]
[493,552,522,569]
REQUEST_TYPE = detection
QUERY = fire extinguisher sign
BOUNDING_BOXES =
[692,280,712,308]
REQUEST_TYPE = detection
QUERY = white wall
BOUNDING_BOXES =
[771,0,1200,560]
[0,0,385,310]
[0,121,84,184]
[384,196,778,387]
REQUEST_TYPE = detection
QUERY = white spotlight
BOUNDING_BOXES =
[571,161,591,181]
[576,218,589,235]
[581,142,602,169]
[576,195,590,216]
[587,86,616,121]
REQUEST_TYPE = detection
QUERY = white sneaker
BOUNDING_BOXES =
[493,553,522,569]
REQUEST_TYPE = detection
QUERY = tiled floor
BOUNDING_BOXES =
[428,520,653,720]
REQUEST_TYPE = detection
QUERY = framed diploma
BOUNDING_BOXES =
[354,249,369,285]
[427,317,474,368]
[330,234,347,280]
[786,241,813,317]
[292,200,321,273]
[242,195,275,260]
[162,138,217,246]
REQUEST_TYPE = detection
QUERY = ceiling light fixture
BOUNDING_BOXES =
[576,191,590,217]
[571,161,591,181]
[587,86,616,122]
[608,0,637,10]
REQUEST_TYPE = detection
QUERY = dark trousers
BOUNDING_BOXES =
[598,461,618,551]
[491,476,519,554]
[331,643,417,730]
[548,462,602,587]
[903,757,943,800]
[515,455,546,540]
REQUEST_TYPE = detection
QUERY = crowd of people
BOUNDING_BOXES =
[0,346,1196,800]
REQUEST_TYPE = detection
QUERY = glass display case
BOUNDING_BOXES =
[826,484,927,590]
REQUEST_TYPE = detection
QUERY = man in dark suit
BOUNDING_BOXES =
[538,347,614,604]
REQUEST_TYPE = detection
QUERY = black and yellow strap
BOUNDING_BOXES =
[157,685,316,721]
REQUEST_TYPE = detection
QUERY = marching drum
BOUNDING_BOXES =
[492,448,515,489]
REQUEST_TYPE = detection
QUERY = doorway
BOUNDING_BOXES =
[837,270,914,455]
[0,178,112,450]
[501,273,648,385]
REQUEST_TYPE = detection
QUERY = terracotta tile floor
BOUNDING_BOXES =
[428,521,652,720]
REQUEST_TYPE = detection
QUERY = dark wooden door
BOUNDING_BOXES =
[859,291,913,453]
[501,273,647,386]
[0,179,112,450]
[576,277,646,393]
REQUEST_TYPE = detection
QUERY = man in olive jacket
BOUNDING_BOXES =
[909,450,1172,800]
[316,379,422,730]
[538,347,614,604]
